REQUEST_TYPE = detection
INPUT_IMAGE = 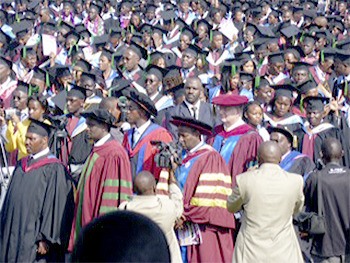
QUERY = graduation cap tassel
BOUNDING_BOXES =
[300,32,305,43]
[202,54,207,66]
[15,13,20,23]
[345,81,348,96]
[45,72,50,88]
[300,97,304,113]
[29,84,33,97]
[254,76,261,88]
[68,45,73,56]
[131,25,134,34]
[210,30,213,42]
[147,53,151,66]
[111,54,116,69]
[293,135,298,149]
[332,39,337,48]
[292,36,296,46]
[321,50,325,63]
[231,64,236,76]
[23,46,27,59]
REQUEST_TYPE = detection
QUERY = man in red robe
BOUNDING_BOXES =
[211,94,263,181]
[122,90,173,180]
[69,109,133,251]
[169,116,234,263]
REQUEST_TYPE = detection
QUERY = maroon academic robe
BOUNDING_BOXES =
[176,144,235,262]
[68,139,133,251]
[211,124,263,183]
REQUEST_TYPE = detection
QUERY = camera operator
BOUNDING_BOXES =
[99,97,129,143]
[4,82,29,163]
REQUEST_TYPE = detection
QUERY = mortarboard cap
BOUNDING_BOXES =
[67,83,87,99]
[303,96,329,111]
[100,47,114,61]
[0,29,10,44]
[139,24,152,34]
[195,19,212,31]
[319,48,336,62]
[55,65,71,78]
[74,59,92,72]
[11,20,33,38]
[51,90,67,113]
[292,61,312,71]
[184,44,201,58]
[109,78,132,97]
[335,49,350,64]
[296,79,317,94]
[146,65,167,81]
[81,109,117,127]
[127,90,158,117]
[336,38,350,50]
[280,25,300,39]
[268,51,284,63]
[27,118,55,137]
[161,10,176,22]
[170,116,212,136]
[212,94,249,107]
[59,20,75,32]
[16,80,30,94]
[267,126,295,145]
[286,46,305,59]
[181,25,196,39]
[93,34,109,48]
[271,84,295,99]
[90,2,103,13]
[240,72,254,82]
[128,41,148,59]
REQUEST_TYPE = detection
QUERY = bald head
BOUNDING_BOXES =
[133,171,156,196]
[258,141,282,165]
[321,138,343,164]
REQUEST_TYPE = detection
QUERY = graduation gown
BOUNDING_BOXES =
[264,112,304,133]
[175,143,234,263]
[280,150,315,179]
[122,122,173,180]
[211,123,263,181]
[68,139,133,251]
[294,122,350,167]
[0,154,74,262]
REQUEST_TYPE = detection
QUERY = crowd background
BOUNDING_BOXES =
[0,0,349,262]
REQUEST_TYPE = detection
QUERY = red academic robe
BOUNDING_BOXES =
[169,144,234,262]
[68,139,133,251]
[211,124,263,183]
[122,123,173,180]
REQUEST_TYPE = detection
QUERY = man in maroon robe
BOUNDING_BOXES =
[169,116,234,263]
[69,109,133,251]
[211,94,263,181]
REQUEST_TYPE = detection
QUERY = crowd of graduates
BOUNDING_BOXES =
[0,0,350,262]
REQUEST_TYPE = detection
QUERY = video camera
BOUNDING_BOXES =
[151,141,182,169]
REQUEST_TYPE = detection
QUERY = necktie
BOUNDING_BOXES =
[27,156,34,166]
[192,106,197,119]
[132,129,140,147]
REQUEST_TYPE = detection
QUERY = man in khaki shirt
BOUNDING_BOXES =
[119,171,183,263]
[227,141,304,263]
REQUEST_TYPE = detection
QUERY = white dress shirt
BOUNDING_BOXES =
[94,133,111,147]
[133,120,151,146]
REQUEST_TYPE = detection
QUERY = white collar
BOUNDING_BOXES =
[281,150,291,161]
[189,141,205,153]
[135,119,151,135]
[184,99,200,110]
[150,91,160,101]
[224,118,245,132]
[32,147,50,160]
[0,77,12,88]
[94,133,111,147]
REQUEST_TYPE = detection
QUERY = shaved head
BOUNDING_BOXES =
[321,138,343,164]
[258,141,282,165]
[133,171,156,195]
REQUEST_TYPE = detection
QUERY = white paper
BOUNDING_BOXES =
[42,34,57,56]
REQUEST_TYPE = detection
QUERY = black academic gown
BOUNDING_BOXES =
[0,154,75,262]
[294,125,350,168]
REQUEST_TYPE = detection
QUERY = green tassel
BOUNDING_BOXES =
[45,72,50,87]
[15,13,20,23]
[194,20,198,29]
[292,35,296,45]
[202,54,207,66]
[131,25,134,34]
[108,88,112,97]
[332,39,337,48]
[111,53,116,69]
[254,76,261,88]
[147,53,151,66]
[300,32,305,43]
[231,64,236,76]
[29,84,33,96]
[321,50,325,62]
[210,30,213,42]
[22,46,27,59]
[300,97,304,113]
[345,81,348,96]
[68,45,73,56]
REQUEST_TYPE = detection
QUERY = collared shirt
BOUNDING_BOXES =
[133,120,151,145]
[181,66,195,79]
[189,140,205,154]
[184,99,200,119]
[95,133,111,147]
[224,118,245,132]
[31,147,50,160]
